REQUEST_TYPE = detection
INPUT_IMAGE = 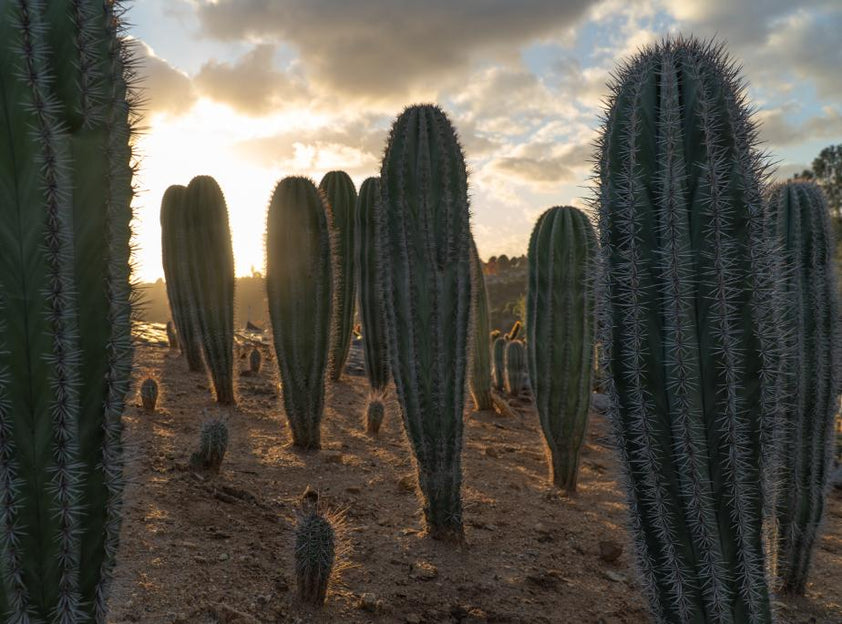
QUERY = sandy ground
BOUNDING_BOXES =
[107,337,842,624]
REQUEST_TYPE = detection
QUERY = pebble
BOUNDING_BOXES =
[598,540,623,563]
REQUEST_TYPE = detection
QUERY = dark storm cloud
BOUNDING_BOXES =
[195,0,600,97]
[194,44,309,115]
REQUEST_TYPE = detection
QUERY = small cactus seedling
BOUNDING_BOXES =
[294,488,336,607]
[141,378,159,412]
[190,415,229,473]
[504,340,527,396]
[365,394,386,435]
[492,336,506,391]
[250,348,262,374]
[166,320,179,350]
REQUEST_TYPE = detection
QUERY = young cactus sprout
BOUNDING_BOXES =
[166,320,179,350]
[503,340,527,396]
[249,348,262,374]
[190,414,229,473]
[140,378,159,412]
[492,336,507,391]
[294,488,336,607]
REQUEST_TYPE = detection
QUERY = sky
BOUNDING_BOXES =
[128,0,842,282]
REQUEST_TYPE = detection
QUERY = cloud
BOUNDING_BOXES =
[194,44,309,115]
[134,40,197,116]
[758,106,842,147]
[489,141,592,184]
[196,0,601,99]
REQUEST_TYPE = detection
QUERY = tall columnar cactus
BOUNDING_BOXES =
[767,181,841,595]
[266,177,332,450]
[377,104,472,542]
[161,185,204,372]
[596,37,784,623]
[503,340,527,396]
[320,171,357,381]
[527,206,597,493]
[492,336,506,391]
[469,239,493,411]
[182,176,236,405]
[355,177,391,434]
[0,2,136,620]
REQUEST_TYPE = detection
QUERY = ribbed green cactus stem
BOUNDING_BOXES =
[0,2,136,620]
[165,320,179,350]
[320,171,357,382]
[503,340,527,396]
[469,239,493,411]
[294,488,336,606]
[596,36,784,623]
[767,181,842,595]
[140,378,159,412]
[492,337,506,391]
[527,206,597,493]
[161,185,204,372]
[266,177,332,450]
[506,320,522,341]
[182,176,236,405]
[377,104,471,543]
[355,177,391,432]
[249,348,262,374]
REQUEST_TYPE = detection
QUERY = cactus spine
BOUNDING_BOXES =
[190,415,229,473]
[596,37,783,623]
[469,240,493,411]
[320,171,357,382]
[377,104,472,542]
[0,1,136,620]
[182,176,236,405]
[140,378,159,412]
[266,177,332,450]
[503,340,527,396]
[492,336,506,391]
[294,489,336,606]
[527,206,597,493]
[767,181,841,594]
[161,185,204,372]
[355,177,390,434]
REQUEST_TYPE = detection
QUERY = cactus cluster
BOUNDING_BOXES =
[377,104,472,542]
[190,415,229,473]
[320,171,357,382]
[527,206,597,493]
[294,488,336,607]
[355,177,390,434]
[0,1,136,619]
[766,180,841,594]
[595,36,783,623]
[140,378,159,412]
[469,240,494,411]
[266,177,332,450]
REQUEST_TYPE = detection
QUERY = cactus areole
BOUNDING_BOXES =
[596,37,781,623]
[377,104,472,542]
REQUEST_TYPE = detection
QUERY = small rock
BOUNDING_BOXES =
[410,560,438,580]
[591,392,611,413]
[598,540,623,563]
[484,447,500,459]
[405,614,422,624]
[603,570,627,583]
[398,474,416,492]
[323,451,343,465]
[346,486,362,494]
[218,552,230,562]
[356,592,383,613]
